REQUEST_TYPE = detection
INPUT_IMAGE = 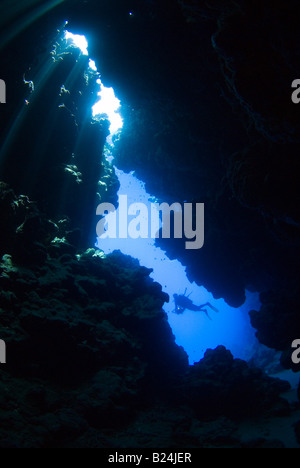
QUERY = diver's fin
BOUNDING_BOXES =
[207,303,219,313]
[203,309,212,321]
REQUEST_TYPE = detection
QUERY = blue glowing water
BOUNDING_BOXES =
[96,169,261,364]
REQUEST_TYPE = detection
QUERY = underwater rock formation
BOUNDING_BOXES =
[0,0,299,448]
[250,289,300,372]
[183,346,290,419]
[0,186,293,447]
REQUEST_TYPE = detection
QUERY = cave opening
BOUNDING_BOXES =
[65,28,269,367]
[1,1,300,448]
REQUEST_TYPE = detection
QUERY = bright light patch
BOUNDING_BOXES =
[89,59,97,71]
[63,29,123,135]
[64,31,89,55]
[92,85,123,134]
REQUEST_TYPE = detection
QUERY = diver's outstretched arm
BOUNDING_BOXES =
[183,288,192,299]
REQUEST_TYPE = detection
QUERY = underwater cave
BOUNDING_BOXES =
[0,0,299,449]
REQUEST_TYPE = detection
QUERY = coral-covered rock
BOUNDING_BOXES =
[250,288,300,371]
[0,188,294,447]
[182,346,290,419]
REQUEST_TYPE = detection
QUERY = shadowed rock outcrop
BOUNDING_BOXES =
[0,186,293,447]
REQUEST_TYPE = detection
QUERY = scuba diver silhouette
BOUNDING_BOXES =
[173,289,219,320]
